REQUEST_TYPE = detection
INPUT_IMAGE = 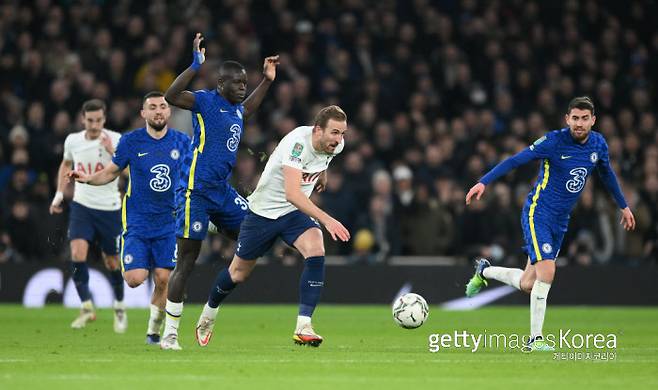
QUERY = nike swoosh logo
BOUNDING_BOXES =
[138,152,149,157]
[561,155,572,159]
[220,109,228,113]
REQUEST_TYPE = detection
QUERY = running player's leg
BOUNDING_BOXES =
[196,210,276,347]
[146,236,175,344]
[97,207,126,333]
[284,212,325,347]
[162,191,209,349]
[68,202,95,328]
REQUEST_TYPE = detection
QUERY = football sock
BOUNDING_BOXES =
[108,270,124,301]
[164,300,183,336]
[207,268,237,309]
[296,315,312,331]
[201,302,219,320]
[298,256,325,317]
[483,266,523,290]
[530,280,551,339]
[70,261,91,302]
[147,304,165,335]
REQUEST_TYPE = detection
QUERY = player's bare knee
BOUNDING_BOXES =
[124,273,147,288]
[153,270,170,289]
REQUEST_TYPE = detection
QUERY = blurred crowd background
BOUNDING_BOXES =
[1,0,657,266]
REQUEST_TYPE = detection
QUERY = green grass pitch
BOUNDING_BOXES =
[0,304,656,389]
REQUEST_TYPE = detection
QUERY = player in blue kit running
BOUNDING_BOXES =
[162,32,279,349]
[464,97,636,352]
[70,92,190,345]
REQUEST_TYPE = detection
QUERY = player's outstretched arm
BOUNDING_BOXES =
[243,55,280,121]
[283,166,350,242]
[68,162,121,186]
[50,159,73,214]
[164,32,205,110]
[465,182,486,205]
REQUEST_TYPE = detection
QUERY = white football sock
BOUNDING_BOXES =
[530,280,551,339]
[201,303,219,320]
[482,266,523,290]
[163,300,183,337]
[147,304,165,335]
[296,315,312,331]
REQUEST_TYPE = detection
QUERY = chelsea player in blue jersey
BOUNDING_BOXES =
[464,97,636,352]
[162,32,279,349]
[70,92,191,345]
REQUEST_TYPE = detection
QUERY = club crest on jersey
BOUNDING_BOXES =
[542,243,552,254]
[292,142,304,158]
[192,221,203,232]
[123,254,133,265]
[590,152,598,163]
[170,149,180,160]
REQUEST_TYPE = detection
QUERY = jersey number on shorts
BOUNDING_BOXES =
[227,124,241,152]
[566,167,588,193]
[149,164,171,192]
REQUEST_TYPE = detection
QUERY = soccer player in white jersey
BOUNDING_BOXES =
[49,99,127,332]
[192,105,350,349]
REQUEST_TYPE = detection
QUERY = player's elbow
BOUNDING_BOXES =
[164,90,177,105]
[285,188,299,204]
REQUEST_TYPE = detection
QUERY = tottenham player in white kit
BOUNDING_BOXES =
[50,99,127,332]
[193,106,350,348]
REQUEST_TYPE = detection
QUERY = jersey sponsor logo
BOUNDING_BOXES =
[302,171,323,184]
[76,162,105,174]
[289,155,301,164]
[292,142,304,157]
[192,221,203,232]
[234,195,248,210]
[170,149,180,160]
[123,254,133,265]
[149,164,172,192]
[560,155,572,159]
[566,167,588,193]
[542,243,552,254]
[590,152,598,163]
[138,152,149,157]
[226,124,241,152]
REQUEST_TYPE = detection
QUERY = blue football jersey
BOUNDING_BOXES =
[180,89,245,192]
[481,128,627,219]
[113,127,191,238]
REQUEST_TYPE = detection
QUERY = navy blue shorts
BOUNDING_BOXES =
[176,185,249,240]
[521,209,568,264]
[120,233,176,272]
[236,210,321,260]
[68,201,122,255]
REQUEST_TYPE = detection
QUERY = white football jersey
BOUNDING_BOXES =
[63,129,122,211]
[248,126,344,219]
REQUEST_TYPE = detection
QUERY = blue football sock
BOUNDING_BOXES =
[70,261,91,302]
[298,256,325,317]
[207,268,237,309]
[108,270,124,301]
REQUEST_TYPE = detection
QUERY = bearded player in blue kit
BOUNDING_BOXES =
[70,92,190,344]
[162,32,279,349]
[464,97,636,351]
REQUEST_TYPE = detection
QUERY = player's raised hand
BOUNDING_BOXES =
[465,182,486,205]
[191,32,205,70]
[99,131,113,154]
[322,216,350,242]
[262,55,280,81]
[68,170,90,184]
[620,207,636,231]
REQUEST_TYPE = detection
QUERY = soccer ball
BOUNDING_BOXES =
[392,293,429,329]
